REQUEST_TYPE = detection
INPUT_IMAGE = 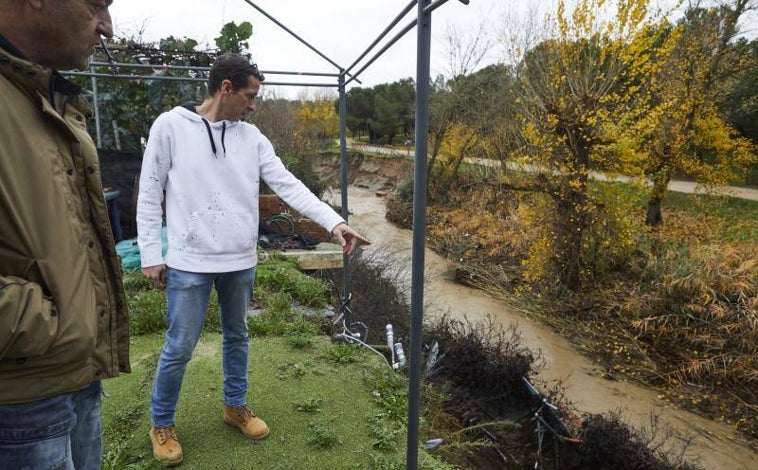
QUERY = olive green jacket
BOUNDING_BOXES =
[0,47,130,403]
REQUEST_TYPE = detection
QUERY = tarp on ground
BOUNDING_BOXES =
[115,226,168,271]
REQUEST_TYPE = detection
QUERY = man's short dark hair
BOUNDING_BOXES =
[208,53,265,94]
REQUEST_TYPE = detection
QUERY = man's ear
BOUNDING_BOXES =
[221,79,233,94]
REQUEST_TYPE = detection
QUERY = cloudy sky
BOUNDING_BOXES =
[107,1,750,99]
[108,0,524,98]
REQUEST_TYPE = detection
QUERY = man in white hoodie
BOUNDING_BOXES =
[137,53,369,466]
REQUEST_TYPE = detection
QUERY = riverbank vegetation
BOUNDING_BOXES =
[375,0,758,440]
[387,171,757,439]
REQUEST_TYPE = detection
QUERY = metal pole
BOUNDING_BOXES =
[90,64,102,148]
[112,120,121,151]
[407,0,432,468]
[344,17,418,87]
[89,61,342,77]
[64,71,339,88]
[344,0,417,77]
[239,0,359,83]
[338,72,350,304]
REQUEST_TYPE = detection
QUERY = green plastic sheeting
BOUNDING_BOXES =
[115,227,168,271]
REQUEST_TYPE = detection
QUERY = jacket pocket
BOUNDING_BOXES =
[0,280,59,360]
[182,211,256,255]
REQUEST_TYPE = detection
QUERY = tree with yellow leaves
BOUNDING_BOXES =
[641,0,757,225]
[506,0,664,290]
[295,98,340,150]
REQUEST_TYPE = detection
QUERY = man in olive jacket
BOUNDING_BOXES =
[0,1,130,469]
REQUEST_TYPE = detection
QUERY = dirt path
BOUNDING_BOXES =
[329,186,757,470]
[347,143,758,201]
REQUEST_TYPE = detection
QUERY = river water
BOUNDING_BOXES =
[331,186,756,470]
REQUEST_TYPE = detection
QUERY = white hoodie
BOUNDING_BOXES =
[137,105,345,273]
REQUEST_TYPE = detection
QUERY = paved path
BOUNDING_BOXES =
[346,142,758,201]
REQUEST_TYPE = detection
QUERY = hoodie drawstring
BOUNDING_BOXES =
[201,118,226,158]
[221,121,227,154]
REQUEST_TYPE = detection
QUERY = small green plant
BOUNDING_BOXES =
[285,315,318,349]
[368,413,402,451]
[294,397,324,413]
[203,290,221,333]
[322,343,361,364]
[101,406,145,470]
[267,290,294,316]
[367,453,455,470]
[122,264,220,336]
[276,361,309,380]
[368,365,409,423]
[306,420,341,449]
[121,270,153,293]
[368,454,406,470]
[285,333,313,349]
[249,313,287,336]
[248,292,293,336]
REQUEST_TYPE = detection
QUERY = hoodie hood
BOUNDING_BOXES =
[173,103,241,158]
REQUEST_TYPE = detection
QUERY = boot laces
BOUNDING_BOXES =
[154,426,179,444]
[231,405,255,422]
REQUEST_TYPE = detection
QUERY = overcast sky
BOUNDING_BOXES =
[108,0,523,98]
[107,1,753,99]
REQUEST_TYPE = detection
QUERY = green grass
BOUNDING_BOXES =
[101,334,448,470]
[456,161,758,237]
[584,179,758,241]
[663,190,758,219]
[255,255,330,307]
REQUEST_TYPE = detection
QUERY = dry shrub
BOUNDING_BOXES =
[385,179,414,229]
[426,182,531,282]
[618,241,757,437]
[317,249,412,345]
[421,315,565,469]
[626,243,757,383]
[579,411,701,470]
[422,315,537,409]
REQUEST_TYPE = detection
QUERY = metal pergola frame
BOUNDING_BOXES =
[64,1,469,467]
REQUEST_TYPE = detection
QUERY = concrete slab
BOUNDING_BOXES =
[274,242,344,270]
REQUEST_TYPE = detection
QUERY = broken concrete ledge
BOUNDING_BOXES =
[271,242,344,270]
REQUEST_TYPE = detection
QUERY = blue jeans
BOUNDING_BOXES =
[0,381,103,470]
[151,267,254,428]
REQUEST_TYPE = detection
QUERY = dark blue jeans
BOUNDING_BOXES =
[0,381,102,470]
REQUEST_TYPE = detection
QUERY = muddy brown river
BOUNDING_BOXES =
[329,186,756,470]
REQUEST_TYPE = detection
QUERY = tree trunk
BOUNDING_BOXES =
[645,196,663,226]
[555,195,586,292]
[552,167,590,292]
[645,166,672,227]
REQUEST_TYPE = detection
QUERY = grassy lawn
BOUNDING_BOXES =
[101,333,430,470]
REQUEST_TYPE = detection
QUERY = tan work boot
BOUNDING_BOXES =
[223,405,270,439]
[149,426,183,466]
